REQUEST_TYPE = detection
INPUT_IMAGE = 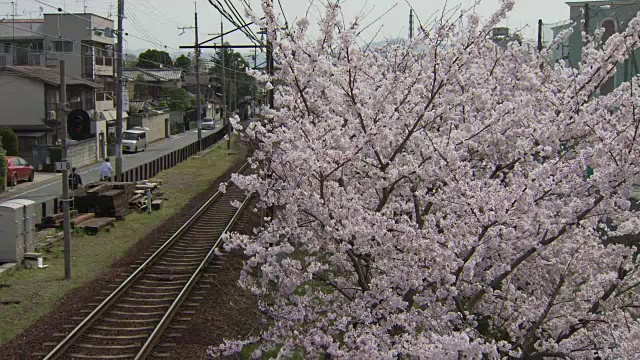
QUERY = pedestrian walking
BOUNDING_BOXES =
[100,158,113,181]
[68,167,83,190]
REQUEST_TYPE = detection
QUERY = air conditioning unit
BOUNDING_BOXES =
[47,110,57,120]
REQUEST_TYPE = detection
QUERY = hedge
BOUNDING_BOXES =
[0,128,19,156]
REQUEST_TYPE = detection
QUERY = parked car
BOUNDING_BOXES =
[122,128,148,153]
[6,156,34,186]
[202,117,216,130]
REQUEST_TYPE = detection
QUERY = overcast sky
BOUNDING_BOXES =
[3,0,575,55]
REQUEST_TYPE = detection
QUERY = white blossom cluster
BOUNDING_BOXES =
[212,0,640,358]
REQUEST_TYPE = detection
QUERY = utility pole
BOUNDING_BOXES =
[537,19,543,52]
[584,4,590,36]
[409,9,413,40]
[221,20,230,150]
[194,4,202,151]
[59,60,72,280]
[115,0,124,179]
[253,48,257,116]
[234,70,237,118]
[266,36,274,109]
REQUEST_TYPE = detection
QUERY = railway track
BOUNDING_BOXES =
[41,162,252,360]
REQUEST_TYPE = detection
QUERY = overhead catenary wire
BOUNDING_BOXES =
[208,0,262,46]
[0,27,258,82]
[129,0,181,28]
[29,0,176,50]
[0,21,181,70]
[124,5,169,50]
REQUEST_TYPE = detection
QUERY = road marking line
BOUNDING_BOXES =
[2,132,201,200]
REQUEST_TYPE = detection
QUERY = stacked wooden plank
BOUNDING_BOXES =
[40,210,79,228]
[76,217,116,235]
[128,180,164,211]
[74,182,136,219]
[59,213,96,228]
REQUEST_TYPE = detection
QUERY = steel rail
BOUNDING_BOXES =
[43,161,250,360]
[135,192,253,359]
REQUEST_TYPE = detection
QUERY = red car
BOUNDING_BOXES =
[6,156,34,186]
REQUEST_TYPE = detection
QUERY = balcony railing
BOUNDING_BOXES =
[96,91,114,102]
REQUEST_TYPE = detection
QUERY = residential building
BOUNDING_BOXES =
[0,13,116,112]
[555,1,640,94]
[550,22,572,65]
[489,27,523,49]
[0,13,125,164]
[179,73,223,120]
[123,67,183,101]
[0,66,101,166]
[197,58,215,73]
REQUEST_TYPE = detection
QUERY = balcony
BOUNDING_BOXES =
[96,91,114,112]
[14,53,44,66]
[94,56,114,76]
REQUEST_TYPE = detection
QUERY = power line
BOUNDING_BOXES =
[29,0,175,50]
[208,0,262,46]
[128,0,180,28]
[0,21,179,69]
[124,4,168,49]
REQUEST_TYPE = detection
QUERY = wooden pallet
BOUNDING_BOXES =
[75,217,116,235]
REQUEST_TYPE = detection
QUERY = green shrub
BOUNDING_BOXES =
[0,128,19,156]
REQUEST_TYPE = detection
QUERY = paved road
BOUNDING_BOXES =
[0,128,218,203]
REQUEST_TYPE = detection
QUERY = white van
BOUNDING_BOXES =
[202,117,216,130]
[122,128,148,153]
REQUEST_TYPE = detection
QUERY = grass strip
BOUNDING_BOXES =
[0,138,245,345]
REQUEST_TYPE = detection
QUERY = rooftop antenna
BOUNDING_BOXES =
[76,0,87,13]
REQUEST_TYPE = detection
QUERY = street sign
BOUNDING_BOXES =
[55,161,72,171]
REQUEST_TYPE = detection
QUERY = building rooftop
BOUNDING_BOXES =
[0,66,102,88]
[43,12,114,23]
[123,68,183,82]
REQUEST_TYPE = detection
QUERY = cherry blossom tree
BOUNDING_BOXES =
[214,0,640,358]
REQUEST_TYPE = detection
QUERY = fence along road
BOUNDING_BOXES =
[0,128,224,205]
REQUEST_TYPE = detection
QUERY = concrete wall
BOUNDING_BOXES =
[0,74,45,126]
[169,111,183,124]
[42,15,85,78]
[41,14,114,79]
[128,111,169,143]
[90,115,107,160]
[68,138,98,168]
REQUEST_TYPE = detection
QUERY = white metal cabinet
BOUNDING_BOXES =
[0,199,36,263]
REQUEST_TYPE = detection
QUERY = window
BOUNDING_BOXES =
[122,132,139,141]
[11,158,20,166]
[29,40,43,53]
[52,41,73,53]
[3,43,10,53]
[140,133,146,139]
